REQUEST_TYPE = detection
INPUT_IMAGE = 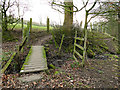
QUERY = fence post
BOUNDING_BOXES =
[27,22,30,42]
[82,28,87,67]
[97,24,99,32]
[90,22,92,32]
[47,17,49,33]
[30,18,32,33]
[101,25,103,33]
[80,21,82,28]
[103,27,105,33]
[21,18,24,39]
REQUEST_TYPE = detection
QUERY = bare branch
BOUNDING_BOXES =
[11,18,20,30]
[89,10,116,14]
[51,0,89,13]
[82,0,89,10]
[6,0,15,11]
[87,14,98,23]
[88,0,97,12]
[51,6,64,14]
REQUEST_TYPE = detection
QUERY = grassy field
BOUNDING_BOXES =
[6,23,53,31]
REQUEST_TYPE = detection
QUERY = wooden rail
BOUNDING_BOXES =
[1,37,28,73]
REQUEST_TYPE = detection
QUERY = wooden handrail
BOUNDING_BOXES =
[1,37,28,73]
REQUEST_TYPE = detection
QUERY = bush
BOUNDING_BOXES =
[51,24,83,52]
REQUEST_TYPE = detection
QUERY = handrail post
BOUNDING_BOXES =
[30,18,32,33]
[21,18,24,40]
[47,17,49,33]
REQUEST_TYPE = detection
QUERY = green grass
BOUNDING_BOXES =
[8,23,53,31]
[21,46,32,71]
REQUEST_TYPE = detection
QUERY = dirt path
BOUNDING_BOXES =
[34,35,52,45]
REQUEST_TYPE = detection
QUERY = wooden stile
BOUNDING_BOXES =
[73,30,87,67]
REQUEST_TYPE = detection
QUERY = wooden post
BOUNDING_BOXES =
[73,30,78,62]
[90,22,92,32]
[30,18,32,33]
[21,18,24,39]
[80,21,82,28]
[59,34,65,53]
[103,27,105,33]
[101,25,103,33]
[47,17,49,33]
[97,24,99,32]
[27,22,30,42]
[82,28,87,67]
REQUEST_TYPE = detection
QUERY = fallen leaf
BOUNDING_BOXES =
[10,79,15,86]
[33,82,37,85]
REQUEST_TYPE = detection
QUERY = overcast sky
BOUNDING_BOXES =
[22,0,118,26]
[23,0,96,26]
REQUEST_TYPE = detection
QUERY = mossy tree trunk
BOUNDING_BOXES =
[63,0,73,36]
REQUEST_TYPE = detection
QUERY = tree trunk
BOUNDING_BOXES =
[2,1,8,32]
[63,0,73,36]
[4,10,8,31]
[84,10,88,30]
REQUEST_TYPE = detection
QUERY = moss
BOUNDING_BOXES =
[42,46,48,68]
[48,64,55,69]
[54,71,60,75]
[43,46,47,59]
[1,52,16,73]
[21,46,32,70]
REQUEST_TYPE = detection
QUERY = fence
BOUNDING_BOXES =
[89,22,118,41]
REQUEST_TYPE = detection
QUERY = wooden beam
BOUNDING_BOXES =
[75,37,84,41]
[74,50,83,59]
[75,43,84,51]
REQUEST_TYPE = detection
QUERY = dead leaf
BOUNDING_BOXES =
[52,85,55,88]
[10,79,15,86]
[51,79,54,82]
[33,82,37,85]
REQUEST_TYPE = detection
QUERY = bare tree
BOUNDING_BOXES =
[0,0,29,32]
[51,0,88,35]
[88,1,119,36]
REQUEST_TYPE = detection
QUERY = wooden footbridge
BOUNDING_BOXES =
[1,18,48,74]
[20,46,48,73]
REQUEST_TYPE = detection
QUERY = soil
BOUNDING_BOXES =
[1,30,119,88]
